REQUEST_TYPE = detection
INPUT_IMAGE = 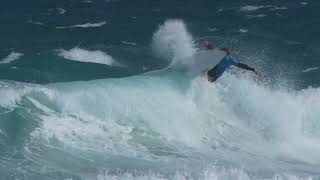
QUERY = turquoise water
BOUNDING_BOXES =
[1,1,320,179]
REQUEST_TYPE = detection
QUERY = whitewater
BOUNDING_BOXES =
[1,19,320,180]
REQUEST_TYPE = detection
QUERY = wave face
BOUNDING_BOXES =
[0,19,320,180]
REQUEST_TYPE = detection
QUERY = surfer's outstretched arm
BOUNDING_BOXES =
[235,62,260,76]
[220,47,261,76]
[236,63,254,71]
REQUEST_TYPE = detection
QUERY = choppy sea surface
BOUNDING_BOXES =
[1,0,320,179]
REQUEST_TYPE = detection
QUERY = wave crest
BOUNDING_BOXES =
[152,19,197,63]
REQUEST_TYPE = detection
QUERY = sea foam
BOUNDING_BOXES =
[0,52,23,64]
[56,21,106,29]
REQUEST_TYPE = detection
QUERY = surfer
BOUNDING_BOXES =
[203,42,260,82]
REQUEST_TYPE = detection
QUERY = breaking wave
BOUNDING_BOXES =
[1,19,320,179]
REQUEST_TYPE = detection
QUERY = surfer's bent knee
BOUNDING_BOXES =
[207,72,217,83]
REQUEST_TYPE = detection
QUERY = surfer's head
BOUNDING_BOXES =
[203,40,213,50]
[220,47,230,55]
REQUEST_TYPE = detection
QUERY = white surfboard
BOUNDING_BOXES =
[171,49,225,78]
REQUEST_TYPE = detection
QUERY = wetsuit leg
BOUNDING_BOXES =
[207,65,219,82]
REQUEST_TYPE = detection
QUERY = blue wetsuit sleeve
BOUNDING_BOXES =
[231,57,255,72]
[229,57,239,65]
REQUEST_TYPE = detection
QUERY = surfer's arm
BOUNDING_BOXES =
[236,63,261,76]
[235,63,255,72]
[230,57,260,75]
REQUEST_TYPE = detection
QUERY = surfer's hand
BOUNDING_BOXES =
[254,69,261,76]
[201,69,208,77]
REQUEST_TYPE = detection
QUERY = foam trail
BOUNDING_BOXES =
[57,8,66,14]
[58,47,117,66]
[270,6,288,11]
[208,28,219,32]
[122,41,137,46]
[240,5,265,11]
[152,19,197,63]
[302,67,319,73]
[0,52,23,64]
[56,21,106,29]
[239,29,248,33]
[246,14,267,19]
[26,20,46,26]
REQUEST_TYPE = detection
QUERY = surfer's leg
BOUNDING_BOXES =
[201,69,208,77]
[207,72,218,83]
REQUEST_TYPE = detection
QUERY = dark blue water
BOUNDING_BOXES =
[1,1,320,179]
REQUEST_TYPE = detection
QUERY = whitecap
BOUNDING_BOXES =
[56,21,106,29]
[217,8,224,13]
[301,2,308,6]
[246,14,267,19]
[208,28,219,32]
[26,20,45,26]
[0,52,23,64]
[284,40,302,45]
[10,66,19,70]
[121,41,137,46]
[58,47,116,66]
[240,5,264,12]
[302,67,319,73]
[270,6,288,11]
[239,29,248,33]
[57,8,66,14]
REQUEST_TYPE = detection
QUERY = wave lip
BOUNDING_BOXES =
[56,21,106,29]
[58,47,117,66]
[0,52,23,64]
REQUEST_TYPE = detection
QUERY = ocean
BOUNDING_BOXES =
[1,0,320,179]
